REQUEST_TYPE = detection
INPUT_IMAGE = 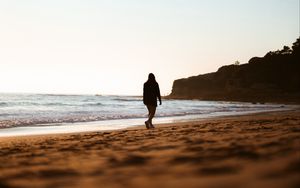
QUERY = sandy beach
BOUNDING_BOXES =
[0,110,299,188]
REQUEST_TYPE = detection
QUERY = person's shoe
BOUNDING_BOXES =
[145,121,150,129]
[149,123,155,129]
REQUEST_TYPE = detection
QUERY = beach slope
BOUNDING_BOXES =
[0,110,299,188]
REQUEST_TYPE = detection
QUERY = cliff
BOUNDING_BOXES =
[169,38,300,103]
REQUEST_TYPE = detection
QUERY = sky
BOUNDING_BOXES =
[0,0,299,95]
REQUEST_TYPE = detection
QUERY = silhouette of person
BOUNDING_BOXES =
[143,73,162,129]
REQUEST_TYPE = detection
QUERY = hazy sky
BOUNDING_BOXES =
[0,0,299,95]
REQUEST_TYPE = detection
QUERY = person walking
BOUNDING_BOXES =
[143,73,162,129]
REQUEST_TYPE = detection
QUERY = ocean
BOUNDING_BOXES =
[0,93,295,137]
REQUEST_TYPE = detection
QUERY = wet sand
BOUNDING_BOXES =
[0,110,299,188]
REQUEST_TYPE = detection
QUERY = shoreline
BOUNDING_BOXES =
[0,108,297,139]
[0,109,298,141]
[1,93,296,135]
[165,95,300,104]
[0,107,296,138]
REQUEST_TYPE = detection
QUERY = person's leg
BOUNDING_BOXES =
[147,106,151,118]
[148,105,156,128]
[145,105,151,129]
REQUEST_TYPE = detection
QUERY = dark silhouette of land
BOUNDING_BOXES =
[168,37,300,103]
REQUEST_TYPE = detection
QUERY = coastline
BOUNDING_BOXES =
[0,110,299,188]
[0,106,296,138]
[0,109,296,140]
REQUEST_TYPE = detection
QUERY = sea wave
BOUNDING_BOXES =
[0,105,281,129]
[0,102,8,106]
[112,98,141,102]
[0,93,294,130]
[36,94,84,97]
[0,114,143,128]
[84,102,103,106]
